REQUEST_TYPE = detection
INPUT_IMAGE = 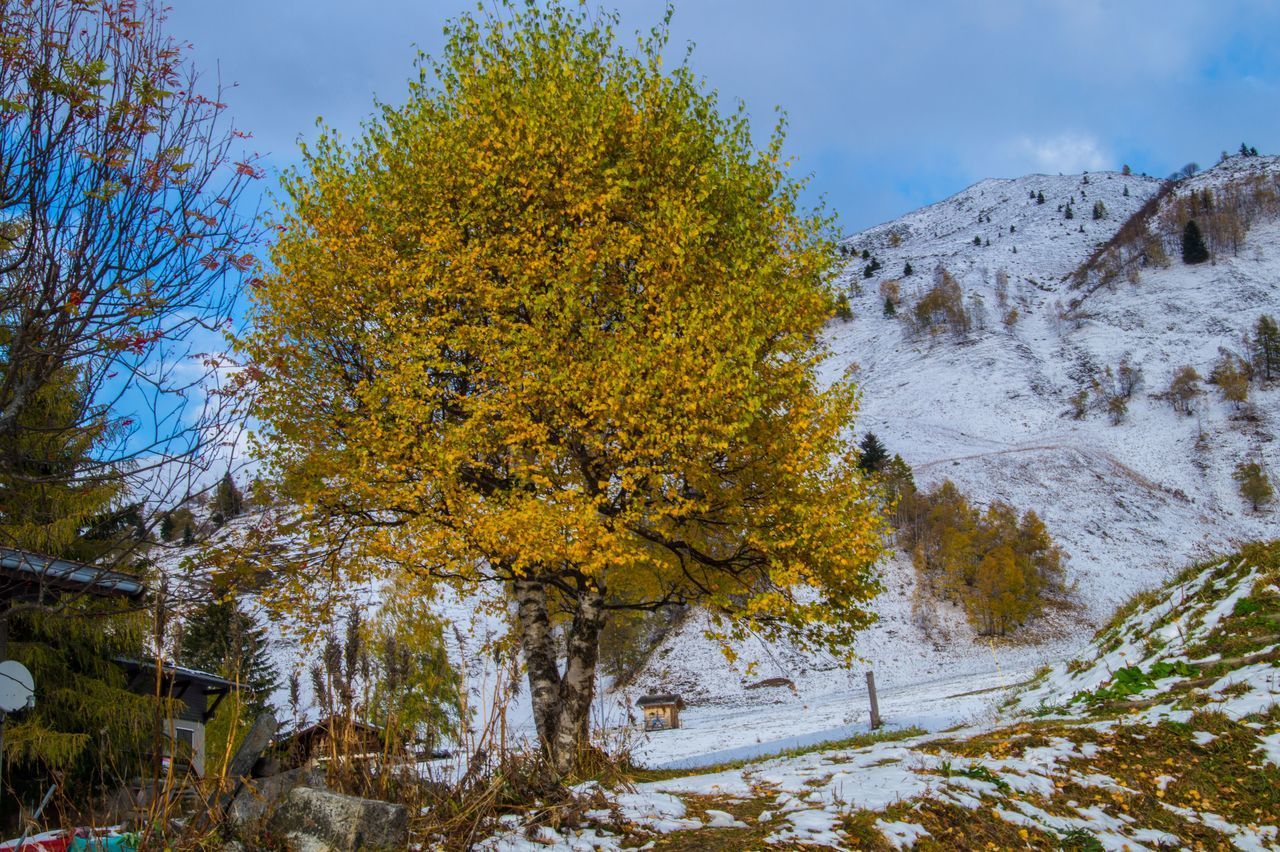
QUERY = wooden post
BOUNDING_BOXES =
[865,671,881,730]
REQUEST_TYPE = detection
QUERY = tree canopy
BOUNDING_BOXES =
[243,1,886,775]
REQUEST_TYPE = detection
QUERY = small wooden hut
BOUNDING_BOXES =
[636,693,684,731]
[273,716,385,770]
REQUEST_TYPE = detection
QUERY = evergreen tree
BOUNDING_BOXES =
[834,293,853,321]
[159,512,175,542]
[1092,200,1106,220]
[1182,219,1209,264]
[973,235,981,246]
[1233,461,1274,511]
[903,261,913,276]
[1253,314,1280,382]
[1123,185,1129,197]
[213,472,244,527]
[883,296,896,318]
[1064,204,1074,220]
[0,367,155,814]
[1036,191,1045,204]
[181,597,280,718]
[857,432,889,474]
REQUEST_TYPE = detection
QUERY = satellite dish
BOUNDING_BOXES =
[0,660,34,713]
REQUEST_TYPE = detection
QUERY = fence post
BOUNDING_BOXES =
[866,671,881,730]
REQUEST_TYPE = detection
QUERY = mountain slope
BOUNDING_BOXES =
[625,156,1280,731]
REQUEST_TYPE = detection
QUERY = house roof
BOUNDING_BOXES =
[116,658,233,723]
[279,715,384,742]
[0,546,146,599]
[636,693,684,708]
[116,658,234,692]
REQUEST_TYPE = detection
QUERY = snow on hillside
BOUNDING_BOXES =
[622,157,1280,758]
[843,170,1161,288]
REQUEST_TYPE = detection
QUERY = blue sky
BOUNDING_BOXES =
[166,0,1280,234]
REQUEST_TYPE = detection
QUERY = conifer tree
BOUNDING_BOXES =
[1092,200,1106,220]
[213,472,244,527]
[834,293,854,321]
[1182,219,1209,264]
[883,296,897,318]
[181,597,279,717]
[857,433,889,474]
[1036,191,1045,204]
[903,261,913,276]
[0,368,155,813]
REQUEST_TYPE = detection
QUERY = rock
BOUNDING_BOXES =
[267,786,408,852]
[228,766,326,827]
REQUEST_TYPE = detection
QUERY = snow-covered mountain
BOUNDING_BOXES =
[625,156,1280,737]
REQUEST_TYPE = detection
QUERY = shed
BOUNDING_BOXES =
[636,693,684,731]
[273,716,385,769]
[117,658,232,774]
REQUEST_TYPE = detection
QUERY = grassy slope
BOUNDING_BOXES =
[492,542,1280,850]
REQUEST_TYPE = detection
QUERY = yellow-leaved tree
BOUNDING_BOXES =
[242,1,885,777]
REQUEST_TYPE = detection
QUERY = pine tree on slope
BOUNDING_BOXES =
[857,432,890,474]
[1182,219,1210,265]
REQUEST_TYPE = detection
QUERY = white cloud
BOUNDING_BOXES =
[1009,133,1111,175]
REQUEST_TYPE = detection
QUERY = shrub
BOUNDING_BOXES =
[1167,365,1202,414]
[834,293,854,321]
[1233,461,1274,511]
[1211,351,1250,406]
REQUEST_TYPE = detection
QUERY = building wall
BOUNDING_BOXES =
[169,718,207,773]
[643,706,679,730]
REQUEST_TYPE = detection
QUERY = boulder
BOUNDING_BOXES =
[228,766,326,827]
[267,786,409,852]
